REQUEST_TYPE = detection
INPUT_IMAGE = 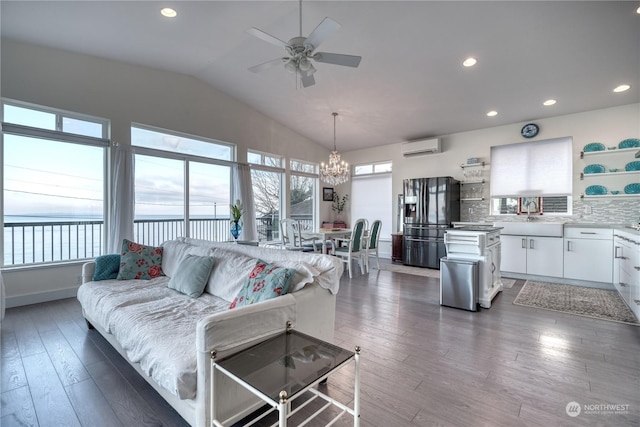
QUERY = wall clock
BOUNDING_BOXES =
[521,123,539,139]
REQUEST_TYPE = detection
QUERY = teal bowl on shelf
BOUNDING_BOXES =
[583,164,606,174]
[583,142,606,152]
[624,183,640,194]
[585,185,608,195]
[619,138,640,149]
[625,161,640,171]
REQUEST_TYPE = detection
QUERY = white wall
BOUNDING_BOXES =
[0,39,334,306]
[342,103,640,232]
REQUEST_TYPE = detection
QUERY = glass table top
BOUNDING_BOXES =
[217,330,355,402]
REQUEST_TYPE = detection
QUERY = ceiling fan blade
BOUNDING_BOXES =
[246,27,289,49]
[305,17,340,50]
[248,57,287,73]
[300,73,316,88]
[313,52,362,68]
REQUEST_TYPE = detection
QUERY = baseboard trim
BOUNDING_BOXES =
[6,286,79,308]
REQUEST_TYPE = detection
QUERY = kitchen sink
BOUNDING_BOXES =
[494,221,565,237]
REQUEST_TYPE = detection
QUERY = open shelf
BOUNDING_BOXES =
[581,170,640,180]
[580,147,639,159]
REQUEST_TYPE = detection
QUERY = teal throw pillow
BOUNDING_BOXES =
[229,259,295,309]
[116,239,164,280]
[92,254,121,281]
[168,255,215,298]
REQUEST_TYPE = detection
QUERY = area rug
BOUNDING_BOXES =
[513,281,639,325]
[378,263,515,288]
[378,263,440,278]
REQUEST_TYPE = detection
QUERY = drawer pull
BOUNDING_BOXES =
[619,282,628,287]
[580,231,597,235]
[635,300,640,305]
[635,266,640,271]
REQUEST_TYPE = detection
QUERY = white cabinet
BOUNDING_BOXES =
[501,235,563,277]
[613,231,640,319]
[563,227,613,283]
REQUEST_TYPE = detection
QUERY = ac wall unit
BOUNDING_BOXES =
[401,138,441,156]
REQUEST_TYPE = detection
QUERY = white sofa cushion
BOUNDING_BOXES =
[78,277,230,399]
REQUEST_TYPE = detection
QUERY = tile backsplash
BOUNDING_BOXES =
[461,198,639,225]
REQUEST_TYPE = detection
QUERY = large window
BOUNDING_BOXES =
[290,159,318,232]
[2,100,108,266]
[351,162,393,241]
[132,125,232,245]
[490,137,572,215]
[248,150,283,242]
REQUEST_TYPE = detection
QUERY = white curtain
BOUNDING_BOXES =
[108,143,135,253]
[231,163,257,241]
[490,136,573,197]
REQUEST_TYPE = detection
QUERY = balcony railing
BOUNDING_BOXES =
[3,215,314,266]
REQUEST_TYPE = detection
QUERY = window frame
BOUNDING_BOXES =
[290,158,319,233]
[1,99,110,266]
[131,124,236,245]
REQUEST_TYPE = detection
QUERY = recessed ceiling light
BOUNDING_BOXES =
[161,8,177,18]
[636,6,640,14]
[613,84,631,93]
[486,110,498,117]
[462,57,477,67]
[543,99,557,106]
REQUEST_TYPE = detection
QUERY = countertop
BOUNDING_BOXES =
[565,223,640,237]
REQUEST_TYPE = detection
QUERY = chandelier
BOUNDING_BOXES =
[320,112,350,185]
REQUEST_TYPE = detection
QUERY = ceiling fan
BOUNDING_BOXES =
[246,0,362,88]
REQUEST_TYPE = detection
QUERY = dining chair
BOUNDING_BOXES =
[280,218,303,251]
[333,218,367,278]
[280,218,320,252]
[363,220,382,272]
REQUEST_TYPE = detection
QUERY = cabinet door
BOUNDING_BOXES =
[500,235,527,274]
[564,238,613,283]
[526,237,563,277]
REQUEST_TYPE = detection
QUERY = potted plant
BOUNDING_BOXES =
[332,192,348,222]
[230,200,243,240]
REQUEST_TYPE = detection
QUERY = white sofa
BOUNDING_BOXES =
[77,238,342,427]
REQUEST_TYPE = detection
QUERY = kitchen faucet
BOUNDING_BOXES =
[526,199,538,221]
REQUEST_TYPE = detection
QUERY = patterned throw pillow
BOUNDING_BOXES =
[92,254,121,281]
[116,239,164,280]
[229,259,295,309]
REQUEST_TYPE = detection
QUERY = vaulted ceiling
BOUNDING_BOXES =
[2,1,638,151]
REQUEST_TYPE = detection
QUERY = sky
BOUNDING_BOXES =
[3,103,232,219]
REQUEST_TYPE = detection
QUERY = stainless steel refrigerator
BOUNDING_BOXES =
[402,176,460,269]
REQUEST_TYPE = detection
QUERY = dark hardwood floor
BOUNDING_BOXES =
[2,260,639,426]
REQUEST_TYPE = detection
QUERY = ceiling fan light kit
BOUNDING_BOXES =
[247,0,361,88]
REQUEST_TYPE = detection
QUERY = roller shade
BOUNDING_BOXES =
[490,136,573,197]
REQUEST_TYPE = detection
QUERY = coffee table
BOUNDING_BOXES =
[211,328,360,426]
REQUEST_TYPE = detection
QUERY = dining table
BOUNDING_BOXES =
[301,228,352,254]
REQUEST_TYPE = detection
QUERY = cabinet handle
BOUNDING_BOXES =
[529,239,534,250]
[566,241,572,252]
[580,231,597,235]
[614,246,622,259]
[521,238,526,249]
